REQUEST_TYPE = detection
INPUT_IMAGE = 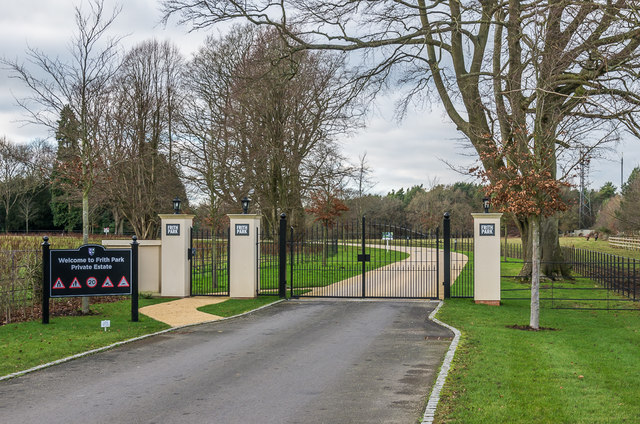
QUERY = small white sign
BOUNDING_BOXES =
[101,320,111,331]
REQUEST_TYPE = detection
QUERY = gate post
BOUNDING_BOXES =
[443,213,451,299]
[472,212,503,305]
[279,213,287,299]
[228,213,261,298]
[159,213,195,297]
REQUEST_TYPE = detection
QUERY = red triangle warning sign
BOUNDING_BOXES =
[117,276,130,288]
[69,278,82,289]
[102,276,114,288]
[52,278,65,289]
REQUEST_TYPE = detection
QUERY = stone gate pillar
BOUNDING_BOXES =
[159,213,194,297]
[471,212,503,305]
[228,214,261,298]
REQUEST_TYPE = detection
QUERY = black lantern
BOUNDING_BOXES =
[482,197,490,213]
[173,197,181,214]
[241,196,250,214]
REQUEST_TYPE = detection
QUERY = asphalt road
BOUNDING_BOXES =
[0,300,453,424]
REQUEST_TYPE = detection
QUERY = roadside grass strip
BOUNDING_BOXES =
[1,297,284,380]
[196,296,280,317]
[433,260,640,423]
[422,301,461,424]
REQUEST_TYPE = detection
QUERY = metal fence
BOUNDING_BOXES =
[190,227,230,296]
[449,232,474,298]
[287,219,442,299]
[0,249,40,324]
[501,242,639,309]
[258,228,280,296]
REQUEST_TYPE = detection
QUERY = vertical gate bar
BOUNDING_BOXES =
[443,213,451,299]
[436,227,440,299]
[189,228,193,296]
[290,226,294,298]
[227,226,230,295]
[632,259,638,302]
[361,216,366,298]
[279,213,287,299]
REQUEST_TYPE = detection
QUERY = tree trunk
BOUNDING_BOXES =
[81,189,90,314]
[530,215,540,330]
[518,215,570,278]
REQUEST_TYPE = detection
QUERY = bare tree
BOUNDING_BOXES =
[3,0,121,240]
[349,152,376,219]
[102,39,185,239]
[3,0,122,312]
[0,137,29,232]
[163,0,640,276]
[0,137,54,232]
[178,26,256,228]
[177,25,361,232]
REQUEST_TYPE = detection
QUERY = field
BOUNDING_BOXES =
[434,258,640,423]
[502,235,640,260]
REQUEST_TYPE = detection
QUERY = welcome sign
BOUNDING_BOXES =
[49,244,132,297]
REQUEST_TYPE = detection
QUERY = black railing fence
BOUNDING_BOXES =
[449,232,474,298]
[286,217,442,299]
[501,242,639,309]
[258,227,280,295]
[190,227,230,296]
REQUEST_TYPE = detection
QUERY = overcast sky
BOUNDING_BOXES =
[1,0,638,197]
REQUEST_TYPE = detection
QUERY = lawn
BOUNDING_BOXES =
[503,236,640,260]
[192,244,410,294]
[434,260,640,423]
[197,296,280,317]
[0,297,172,377]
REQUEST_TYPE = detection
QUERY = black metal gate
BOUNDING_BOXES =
[288,217,441,299]
[190,226,230,296]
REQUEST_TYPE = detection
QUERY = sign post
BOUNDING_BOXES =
[382,232,393,251]
[131,236,139,322]
[42,237,50,324]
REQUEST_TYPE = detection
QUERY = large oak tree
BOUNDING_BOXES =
[163,0,640,276]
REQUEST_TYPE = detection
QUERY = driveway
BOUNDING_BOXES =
[0,300,453,424]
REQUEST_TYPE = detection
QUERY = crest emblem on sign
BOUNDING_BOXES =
[88,247,95,256]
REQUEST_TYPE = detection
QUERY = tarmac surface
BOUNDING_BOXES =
[0,300,452,424]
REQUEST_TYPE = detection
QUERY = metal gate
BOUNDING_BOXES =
[190,226,230,296]
[288,217,441,299]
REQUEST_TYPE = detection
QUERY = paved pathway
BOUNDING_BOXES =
[139,296,228,327]
[307,245,468,298]
[0,300,452,424]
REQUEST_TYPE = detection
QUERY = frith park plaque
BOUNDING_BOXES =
[166,223,180,236]
[479,223,496,236]
[235,224,250,236]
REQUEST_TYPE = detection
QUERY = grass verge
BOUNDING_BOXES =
[434,262,640,423]
[0,298,173,377]
[197,296,280,317]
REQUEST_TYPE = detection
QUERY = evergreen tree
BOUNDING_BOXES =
[50,105,82,231]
